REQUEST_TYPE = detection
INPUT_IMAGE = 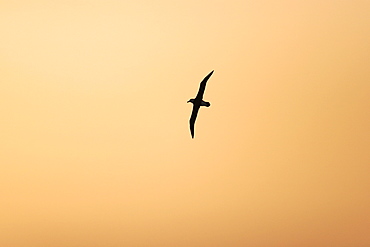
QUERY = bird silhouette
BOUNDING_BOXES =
[187,70,214,138]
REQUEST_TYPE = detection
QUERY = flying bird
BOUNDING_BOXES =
[187,70,214,138]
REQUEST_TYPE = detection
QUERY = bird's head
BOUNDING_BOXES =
[187,99,195,104]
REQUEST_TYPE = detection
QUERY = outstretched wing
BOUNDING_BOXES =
[195,70,214,99]
[189,104,200,138]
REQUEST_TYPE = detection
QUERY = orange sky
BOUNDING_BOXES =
[1,1,369,246]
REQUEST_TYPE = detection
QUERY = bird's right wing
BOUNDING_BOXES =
[195,70,214,99]
[189,104,200,138]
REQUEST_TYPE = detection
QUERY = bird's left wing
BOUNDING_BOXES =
[189,104,200,138]
[195,70,214,99]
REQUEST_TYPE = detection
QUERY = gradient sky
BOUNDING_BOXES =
[1,1,369,246]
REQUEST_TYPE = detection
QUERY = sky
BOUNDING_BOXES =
[1,1,369,246]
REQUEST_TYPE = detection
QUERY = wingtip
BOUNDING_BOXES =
[206,70,214,77]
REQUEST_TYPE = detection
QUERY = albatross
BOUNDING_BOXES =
[187,70,214,138]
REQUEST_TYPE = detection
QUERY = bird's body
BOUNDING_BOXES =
[187,99,211,107]
[187,70,214,138]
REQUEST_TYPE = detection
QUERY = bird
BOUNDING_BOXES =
[187,70,214,138]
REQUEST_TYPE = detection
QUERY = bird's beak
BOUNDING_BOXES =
[187,100,190,103]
